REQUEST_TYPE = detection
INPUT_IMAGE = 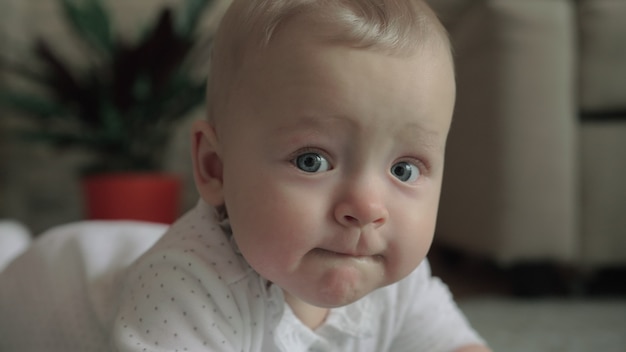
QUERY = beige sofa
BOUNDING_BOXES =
[430,0,626,268]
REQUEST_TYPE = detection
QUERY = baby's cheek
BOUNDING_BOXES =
[386,233,431,281]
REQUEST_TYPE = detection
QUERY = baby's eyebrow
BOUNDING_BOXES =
[272,114,356,135]
[394,121,447,152]
[272,113,446,152]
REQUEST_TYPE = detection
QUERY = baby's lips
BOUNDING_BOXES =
[314,247,383,259]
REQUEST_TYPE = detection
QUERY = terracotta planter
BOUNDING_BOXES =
[82,173,181,224]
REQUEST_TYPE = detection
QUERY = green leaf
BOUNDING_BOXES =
[99,99,124,139]
[19,130,89,146]
[60,0,114,53]
[0,90,65,118]
[176,0,211,37]
[0,59,51,88]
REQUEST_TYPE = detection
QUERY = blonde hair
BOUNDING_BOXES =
[207,0,450,123]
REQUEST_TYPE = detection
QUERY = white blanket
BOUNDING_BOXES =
[0,220,168,351]
[0,221,32,271]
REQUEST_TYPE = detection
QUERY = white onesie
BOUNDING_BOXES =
[0,200,484,351]
[110,200,484,351]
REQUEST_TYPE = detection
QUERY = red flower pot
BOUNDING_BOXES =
[82,173,181,224]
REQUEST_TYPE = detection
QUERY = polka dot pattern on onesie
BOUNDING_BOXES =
[111,202,277,352]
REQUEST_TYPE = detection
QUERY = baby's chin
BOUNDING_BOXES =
[302,268,387,308]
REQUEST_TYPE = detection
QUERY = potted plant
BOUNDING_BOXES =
[0,0,214,223]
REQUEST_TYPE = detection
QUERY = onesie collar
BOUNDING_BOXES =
[273,289,380,351]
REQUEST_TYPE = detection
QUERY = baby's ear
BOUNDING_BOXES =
[191,120,224,206]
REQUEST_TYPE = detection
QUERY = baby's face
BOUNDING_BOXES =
[215,28,455,309]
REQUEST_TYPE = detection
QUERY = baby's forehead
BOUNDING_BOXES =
[208,0,452,125]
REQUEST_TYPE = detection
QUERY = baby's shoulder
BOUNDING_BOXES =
[111,221,279,352]
[115,214,263,323]
[128,219,252,287]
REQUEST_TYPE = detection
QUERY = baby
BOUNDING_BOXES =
[110,0,490,351]
[0,0,490,351]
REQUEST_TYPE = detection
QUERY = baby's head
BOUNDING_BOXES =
[192,0,455,321]
[206,0,452,125]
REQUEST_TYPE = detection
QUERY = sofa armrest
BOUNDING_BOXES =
[579,0,626,113]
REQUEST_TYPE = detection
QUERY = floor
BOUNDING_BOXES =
[459,297,626,352]
[428,242,626,351]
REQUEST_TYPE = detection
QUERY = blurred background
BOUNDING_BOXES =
[431,1,626,350]
[1,0,626,351]
[0,0,230,232]
[430,0,626,296]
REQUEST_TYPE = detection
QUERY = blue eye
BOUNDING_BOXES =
[391,161,420,182]
[295,153,330,173]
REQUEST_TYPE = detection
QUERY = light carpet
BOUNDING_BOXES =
[459,297,626,352]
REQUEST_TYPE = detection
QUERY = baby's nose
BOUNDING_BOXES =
[334,194,388,229]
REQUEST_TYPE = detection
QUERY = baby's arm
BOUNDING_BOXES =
[455,344,492,352]
[389,260,490,351]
